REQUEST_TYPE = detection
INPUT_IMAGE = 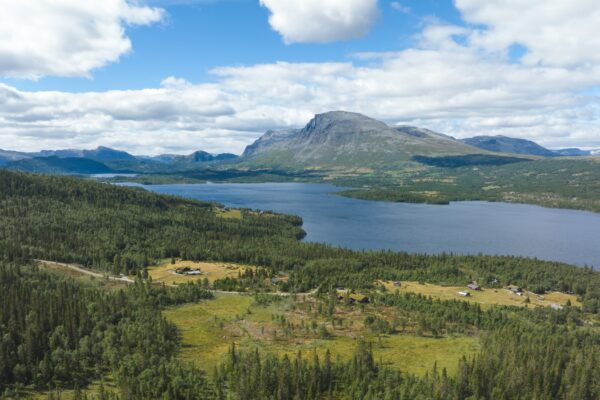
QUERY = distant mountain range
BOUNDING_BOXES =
[0,111,594,175]
[460,136,592,157]
[7,156,115,174]
[33,146,138,162]
[0,146,239,174]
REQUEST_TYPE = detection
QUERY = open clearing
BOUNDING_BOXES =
[214,208,242,219]
[149,259,250,285]
[164,293,479,376]
[380,280,581,309]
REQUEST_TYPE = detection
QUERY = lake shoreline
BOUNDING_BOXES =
[117,182,600,268]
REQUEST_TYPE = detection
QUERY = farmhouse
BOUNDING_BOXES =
[467,283,481,291]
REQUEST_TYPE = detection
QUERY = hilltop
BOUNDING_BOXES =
[461,135,591,157]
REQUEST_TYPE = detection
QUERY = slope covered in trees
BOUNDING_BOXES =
[1,170,600,399]
[340,158,600,212]
[0,263,214,398]
[0,170,303,273]
[1,170,599,309]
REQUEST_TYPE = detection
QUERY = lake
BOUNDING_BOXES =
[126,182,600,268]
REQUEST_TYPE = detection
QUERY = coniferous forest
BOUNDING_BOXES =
[1,170,600,399]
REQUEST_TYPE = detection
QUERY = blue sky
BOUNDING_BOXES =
[1,0,463,92]
[0,0,599,154]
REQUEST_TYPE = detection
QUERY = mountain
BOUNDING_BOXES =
[33,146,137,162]
[0,149,30,166]
[553,148,592,157]
[6,156,115,174]
[141,151,238,164]
[461,136,594,157]
[242,111,479,169]
[394,126,457,141]
[461,136,557,157]
[243,129,301,158]
[182,151,238,163]
[138,154,182,164]
[0,146,239,174]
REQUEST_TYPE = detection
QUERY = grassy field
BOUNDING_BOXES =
[380,280,580,309]
[148,259,250,285]
[164,294,479,376]
[214,208,242,219]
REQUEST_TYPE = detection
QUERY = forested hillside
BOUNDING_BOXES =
[1,170,600,399]
[0,263,215,399]
[1,170,599,304]
[0,170,303,273]
[340,158,600,212]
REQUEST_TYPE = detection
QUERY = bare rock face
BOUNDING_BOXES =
[243,128,300,157]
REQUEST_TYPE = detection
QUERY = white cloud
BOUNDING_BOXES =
[2,1,600,154]
[390,2,410,14]
[0,0,163,79]
[456,0,600,67]
[3,24,600,155]
[259,0,380,44]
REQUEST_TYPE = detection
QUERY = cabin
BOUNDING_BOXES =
[457,291,471,297]
[175,267,203,276]
[467,283,481,291]
[508,285,523,294]
[393,281,402,287]
[342,293,370,304]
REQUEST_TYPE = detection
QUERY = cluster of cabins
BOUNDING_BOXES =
[458,283,526,296]
[333,280,565,310]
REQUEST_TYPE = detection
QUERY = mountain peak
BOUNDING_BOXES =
[241,111,476,167]
[313,110,375,121]
[305,111,386,130]
[298,111,391,145]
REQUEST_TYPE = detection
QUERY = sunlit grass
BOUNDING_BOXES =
[379,280,581,309]
[164,294,479,376]
[149,259,250,285]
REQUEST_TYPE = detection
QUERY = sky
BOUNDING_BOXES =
[1,0,600,155]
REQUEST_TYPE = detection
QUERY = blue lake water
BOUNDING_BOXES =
[125,182,600,268]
